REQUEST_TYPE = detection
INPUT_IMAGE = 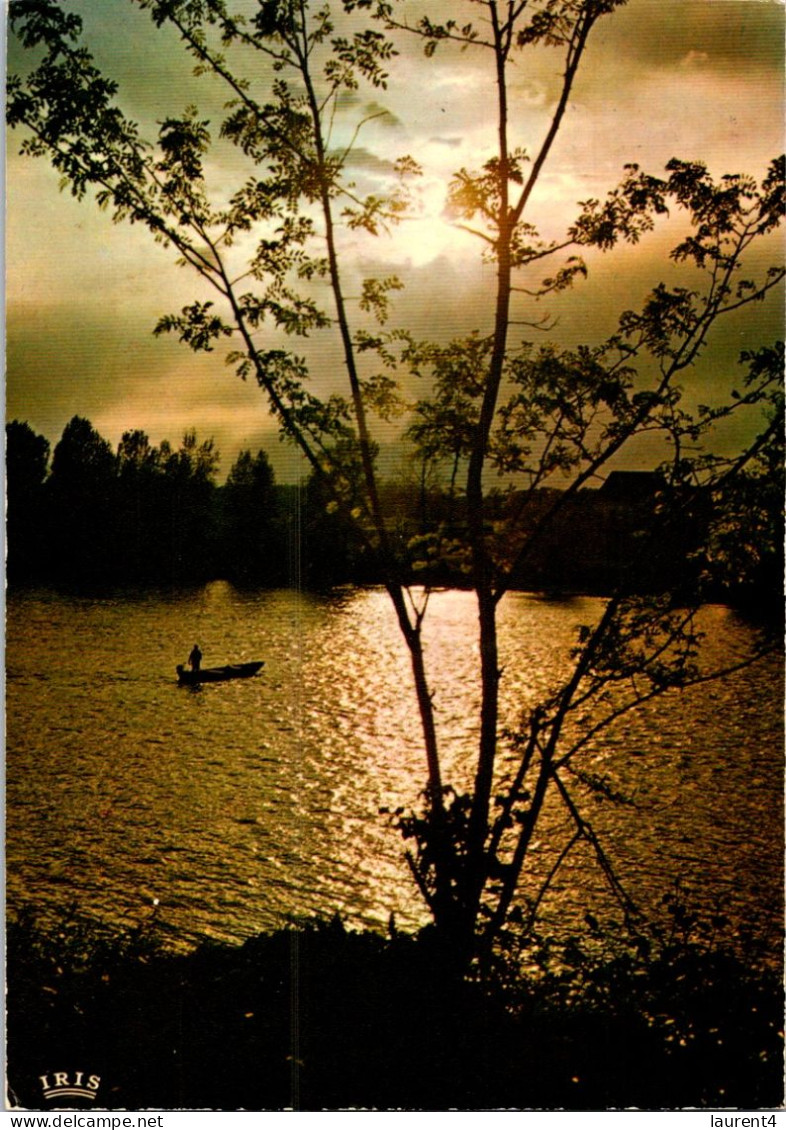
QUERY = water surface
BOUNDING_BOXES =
[6,584,782,955]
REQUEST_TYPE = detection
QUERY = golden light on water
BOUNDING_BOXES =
[6,584,782,955]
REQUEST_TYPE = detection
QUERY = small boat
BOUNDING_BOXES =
[176,661,264,686]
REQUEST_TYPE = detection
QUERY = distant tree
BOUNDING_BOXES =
[302,438,377,587]
[113,429,160,580]
[115,427,221,582]
[8,0,783,974]
[47,416,117,584]
[6,420,50,584]
[152,430,221,582]
[226,448,274,496]
[118,429,160,478]
[156,430,219,494]
[221,447,285,584]
[50,415,115,486]
[6,420,50,489]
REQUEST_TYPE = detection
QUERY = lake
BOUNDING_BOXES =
[6,583,783,956]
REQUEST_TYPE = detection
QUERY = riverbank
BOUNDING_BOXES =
[7,913,782,1110]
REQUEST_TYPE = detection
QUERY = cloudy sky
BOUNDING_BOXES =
[6,0,785,482]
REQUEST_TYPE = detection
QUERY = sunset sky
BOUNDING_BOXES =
[6,0,785,482]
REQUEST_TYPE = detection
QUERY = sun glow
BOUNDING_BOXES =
[392,176,475,268]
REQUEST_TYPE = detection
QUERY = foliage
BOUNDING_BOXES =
[6,909,783,1108]
[45,416,119,583]
[6,416,295,587]
[8,0,784,970]
[9,415,775,600]
[221,447,287,584]
[6,421,51,584]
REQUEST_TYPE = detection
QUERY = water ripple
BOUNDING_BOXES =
[6,583,783,956]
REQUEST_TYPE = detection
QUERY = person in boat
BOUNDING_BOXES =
[188,643,202,671]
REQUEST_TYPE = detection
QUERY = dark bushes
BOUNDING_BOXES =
[6,912,782,1110]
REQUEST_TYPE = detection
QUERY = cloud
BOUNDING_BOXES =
[680,50,711,68]
[364,100,402,128]
[509,79,549,109]
[6,0,783,482]
[589,0,784,77]
[337,147,397,174]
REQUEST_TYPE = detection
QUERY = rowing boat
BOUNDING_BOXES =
[176,661,264,686]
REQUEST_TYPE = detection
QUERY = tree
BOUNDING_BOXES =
[221,447,286,584]
[301,437,378,587]
[155,429,221,582]
[47,415,118,584]
[50,415,116,486]
[9,0,783,973]
[6,420,51,584]
[115,428,166,581]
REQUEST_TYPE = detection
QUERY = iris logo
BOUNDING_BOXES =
[39,1071,101,1103]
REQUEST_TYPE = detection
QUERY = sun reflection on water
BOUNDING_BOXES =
[6,583,783,957]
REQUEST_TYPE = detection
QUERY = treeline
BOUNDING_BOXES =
[6,415,406,589]
[6,417,295,588]
[6,416,782,606]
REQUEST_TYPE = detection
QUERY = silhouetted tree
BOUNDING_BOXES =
[113,428,163,581]
[115,427,221,583]
[221,447,286,584]
[47,415,117,585]
[152,430,221,583]
[7,418,226,587]
[6,420,50,585]
[701,371,785,614]
[8,0,783,976]
[303,438,378,587]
